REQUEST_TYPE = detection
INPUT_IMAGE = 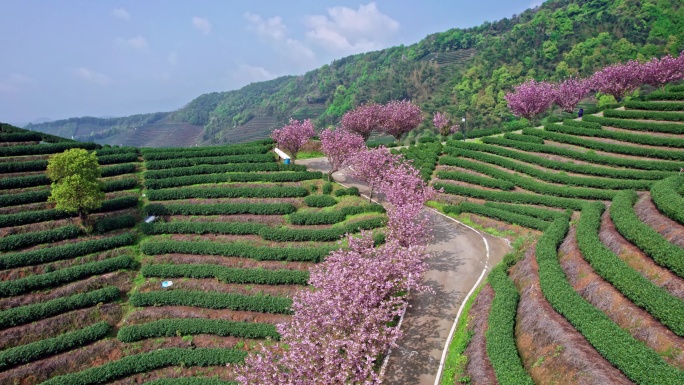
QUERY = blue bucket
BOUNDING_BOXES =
[284,158,291,165]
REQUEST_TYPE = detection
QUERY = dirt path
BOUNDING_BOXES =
[296,157,510,384]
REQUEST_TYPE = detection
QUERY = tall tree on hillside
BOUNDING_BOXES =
[47,148,104,223]
[553,77,590,113]
[319,128,366,181]
[589,60,643,101]
[270,118,315,161]
[341,103,385,141]
[380,100,423,141]
[433,112,453,137]
[641,54,684,90]
[504,79,555,120]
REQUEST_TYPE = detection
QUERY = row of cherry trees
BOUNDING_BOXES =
[504,53,684,120]
[341,99,423,141]
[240,127,436,384]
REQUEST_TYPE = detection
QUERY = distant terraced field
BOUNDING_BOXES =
[433,85,684,385]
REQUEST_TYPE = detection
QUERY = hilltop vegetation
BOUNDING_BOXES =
[25,0,684,147]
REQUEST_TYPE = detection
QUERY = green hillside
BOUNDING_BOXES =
[25,0,684,148]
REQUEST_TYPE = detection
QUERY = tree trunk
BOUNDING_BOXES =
[78,209,88,224]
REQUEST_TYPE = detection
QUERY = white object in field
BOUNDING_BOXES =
[161,281,173,288]
[144,215,156,224]
[274,148,290,160]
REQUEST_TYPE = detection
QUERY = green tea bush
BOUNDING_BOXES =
[143,145,270,161]
[322,182,333,194]
[650,176,684,224]
[0,141,99,157]
[334,186,360,197]
[145,154,274,170]
[117,318,279,342]
[141,263,309,285]
[0,255,134,297]
[143,163,306,180]
[436,169,515,191]
[92,214,137,234]
[145,202,295,216]
[577,202,684,336]
[0,224,82,252]
[536,218,684,384]
[145,171,322,189]
[0,286,120,328]
[435,182,584,210]
[146,186,308,201]
[610,190,684,278]
[0,233,135,269]
[625,101,684,111]
[129,290,292,314]
[41,348,247,385]
[645,91,684,100]
[546,122,684,148]
[0,321,111,370]
[502,133,544,144]
[445,203,549,231]
[583,115,684,134]
[304,195,337,207]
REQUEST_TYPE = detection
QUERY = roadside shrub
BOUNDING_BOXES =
[334,186,360,196]
[303,195,337,207]
[322,182,333,194]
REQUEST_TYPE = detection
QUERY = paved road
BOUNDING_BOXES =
[296,157,510,385]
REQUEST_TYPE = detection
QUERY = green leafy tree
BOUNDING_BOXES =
[47,148,105,223]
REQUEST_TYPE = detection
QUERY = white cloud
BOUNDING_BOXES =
[116,36,148,50]
[111,8,131,21]
[244,12,287,41]
[305,2,399,54]
[192,17,212,35]
[530,1,543,7]
[232,64,277,84]
[285,39,316,62]
[73,67,111,86]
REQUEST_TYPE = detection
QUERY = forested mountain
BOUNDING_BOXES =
[26,0,684,147]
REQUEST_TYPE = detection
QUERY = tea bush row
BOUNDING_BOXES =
[144,171,323,189]
[0,233,135,269]
[0,224,82,252]
[644,91,684,101]
[434,182,584,210]
[650,176,684,225]
[129,290,292,314]
[41,348,247,385]
[545,122,684,148]
[483,202,568,221]
[142,145,270,160]
[145,202,295,216]
[502,133,544,144]
[141,263,309,285]
[583,115,684,134]
[0,141,99,157]
[117,318,279,343]
[0,131,42,142]
[602,109,684,122]
[0,255,134,297]
[444,203,549,231]
[624,101,684,111]
[143,163,307,180]
[610,190,684,278]
[562,119,602,129]
[446,140,672,179]
[146,186,308,201]
[304,195,337,207]
[577,202,684,336]
[435,169,515,190]
[287,204,385,225]
[145,154,275,170]
[536,218,684,384]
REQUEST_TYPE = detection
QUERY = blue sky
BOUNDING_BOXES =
[0,1,541,125]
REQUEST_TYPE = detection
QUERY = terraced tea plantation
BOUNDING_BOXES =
[435,85,684,384]
[0,129,387,384]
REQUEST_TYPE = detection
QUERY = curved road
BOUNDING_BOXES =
[296,157,510,384]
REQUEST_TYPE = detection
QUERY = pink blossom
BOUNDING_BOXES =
[341,103,385,141]
[348,146,403,201]
[380,100,423,141]
[589,60,644,101]
[504,79,555,119]
[553,77,590,113]
[319,128,367,181]
[433,112,452,136]
[270,118,315,160]
[641,54,684,90]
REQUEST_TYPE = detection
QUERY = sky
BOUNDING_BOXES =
[0,0,542,126]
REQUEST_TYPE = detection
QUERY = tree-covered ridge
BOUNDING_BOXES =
[25,0,684,147]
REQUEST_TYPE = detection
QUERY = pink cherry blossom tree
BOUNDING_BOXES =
[504,79,556,120]
[553,77,590,113]
[341,102,385,141]
[641,54,684,90]
[433,112,452,137]
[319,128,367,181]
[589,60,644,101]
[348,146,403,201]
[380,100,423,141]
[270,118,315,160]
